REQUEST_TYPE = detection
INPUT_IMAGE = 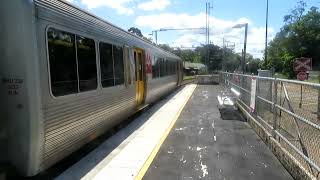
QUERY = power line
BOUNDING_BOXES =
[159,28,206,31]
[149,27,206,44]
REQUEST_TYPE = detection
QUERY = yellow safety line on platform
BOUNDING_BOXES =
[135,85,197,180]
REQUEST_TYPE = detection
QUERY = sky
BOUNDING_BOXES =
[66,0,319,58]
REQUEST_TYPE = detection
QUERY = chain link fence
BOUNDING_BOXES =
[220,72,320,178]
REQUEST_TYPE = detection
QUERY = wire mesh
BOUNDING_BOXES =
[220,72,320,178]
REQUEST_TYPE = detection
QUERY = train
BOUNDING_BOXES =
[0,0,183,176]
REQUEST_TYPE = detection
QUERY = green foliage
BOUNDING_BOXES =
[128,27,143,37]
[265,1,320,78]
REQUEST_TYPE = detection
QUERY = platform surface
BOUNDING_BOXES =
[56,84,197,180]
[56,84,293,180]
[143,85,293,180]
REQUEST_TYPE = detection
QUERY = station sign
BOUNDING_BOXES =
[293,57,312,72]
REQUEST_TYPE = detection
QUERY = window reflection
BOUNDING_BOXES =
[47,28,78,96]
[77,36,97,92]
[99,42,114,87]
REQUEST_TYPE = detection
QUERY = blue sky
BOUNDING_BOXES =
[66,0,319,58]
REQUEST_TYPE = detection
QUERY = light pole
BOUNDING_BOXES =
[149,30,159,44]
[233,23,248,74]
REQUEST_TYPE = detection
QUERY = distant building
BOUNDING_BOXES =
[183,62,207,76]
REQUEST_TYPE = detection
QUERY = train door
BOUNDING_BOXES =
[134,49,145,106]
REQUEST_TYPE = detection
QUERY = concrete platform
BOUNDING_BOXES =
[56,84,197,180]
[143,85,293,180]
[56,84,293,180]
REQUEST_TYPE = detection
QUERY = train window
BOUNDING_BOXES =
[134,52,137,81]
[99,42,114,87]
[166,60,169,76]
[47,28,78,96]
[163,59,166,76]
[160,58,165,77]
[163,60,166,76]
[168,61,172,75]
[152,56,159,79]
[159,58,162,77]
[113,46,124,85]
[169,61,173,75]
[76,36,97,92]
[171,61,176,75]
[123,47,131,85]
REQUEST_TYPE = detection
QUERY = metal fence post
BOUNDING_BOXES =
[299,85,302,108]
[272,77,278,138]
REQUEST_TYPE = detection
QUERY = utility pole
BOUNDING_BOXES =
[207,2,210,71]
[155,31,158,45]
[149,30,159,44]
[206,2,213,72]
[208,2,213,45]
[232,23,248,73]
[243,23,248,74]
[206,2,208,44]
[205,2,208,68]
[222,37,225,71]
[265,0,269,63]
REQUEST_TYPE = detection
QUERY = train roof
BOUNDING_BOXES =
[34,0,181,61]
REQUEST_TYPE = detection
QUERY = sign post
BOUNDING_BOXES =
[293,57,312,111]
[250,76,257,113]
[293,57,312,81]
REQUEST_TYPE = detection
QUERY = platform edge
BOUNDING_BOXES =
[134,84,197,180]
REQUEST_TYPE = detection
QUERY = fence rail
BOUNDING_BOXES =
[220,72,320,178]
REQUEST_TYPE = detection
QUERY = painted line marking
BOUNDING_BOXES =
[212,120,217,142]
[135,85,197,180]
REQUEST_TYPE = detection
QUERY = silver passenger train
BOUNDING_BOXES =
[0,0,183,176]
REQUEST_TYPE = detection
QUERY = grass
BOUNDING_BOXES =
[273,73,320,84]
[274,73,289,79]
[306,79,319,83]
[183,76,195,81]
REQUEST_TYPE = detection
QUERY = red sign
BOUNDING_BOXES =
[297,71,308,81]
[145,52,152,74]
[293,57,312,72]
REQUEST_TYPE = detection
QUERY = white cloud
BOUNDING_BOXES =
[138,0,171,11]
[79,0,134,15]
[171,34,205,48]
[135,13,274,58]
[135,13,251,31]
[65,0,74,2]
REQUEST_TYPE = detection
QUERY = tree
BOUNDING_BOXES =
[128,27,143,37]
[157,43,259,73]
[264,1,320,78]
[284,0,307,24]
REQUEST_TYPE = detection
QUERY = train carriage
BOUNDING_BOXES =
[0,0,183,176]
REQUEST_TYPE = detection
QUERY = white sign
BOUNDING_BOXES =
[250,77,257,113]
